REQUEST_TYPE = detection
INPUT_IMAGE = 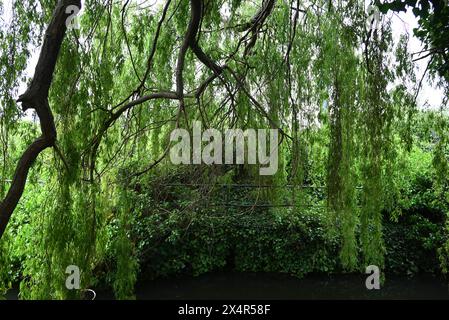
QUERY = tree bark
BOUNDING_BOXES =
[0,0,81,239]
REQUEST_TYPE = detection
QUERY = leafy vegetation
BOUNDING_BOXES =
[0,0,448,299]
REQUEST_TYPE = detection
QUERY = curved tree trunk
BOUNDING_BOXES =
[0,0,81,239]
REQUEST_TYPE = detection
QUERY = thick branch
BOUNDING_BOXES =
[176,0,202,100]
[86,91,183,182]
[193,0,277,97]
[0,0,81,239]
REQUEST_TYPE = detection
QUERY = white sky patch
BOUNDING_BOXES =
[389,6,445,110]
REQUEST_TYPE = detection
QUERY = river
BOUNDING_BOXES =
[5,272,449,300]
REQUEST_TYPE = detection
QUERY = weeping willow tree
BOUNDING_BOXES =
[0,0,446,299]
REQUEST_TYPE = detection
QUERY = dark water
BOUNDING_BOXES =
[6,272,449,300]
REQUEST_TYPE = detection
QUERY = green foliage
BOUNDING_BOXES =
[0,0,448,300]
[376,0,449,82]
[112,180,139,300]
[133,201,340,279]
[0,236,12,295]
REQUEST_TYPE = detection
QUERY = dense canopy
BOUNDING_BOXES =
[0,0,448,299]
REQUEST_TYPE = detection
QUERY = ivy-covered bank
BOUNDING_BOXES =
[124,136,449,281]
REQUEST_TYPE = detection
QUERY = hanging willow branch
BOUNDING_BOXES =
[0,0,306,240]
[0,0,81,239]
[87,0,282,181]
